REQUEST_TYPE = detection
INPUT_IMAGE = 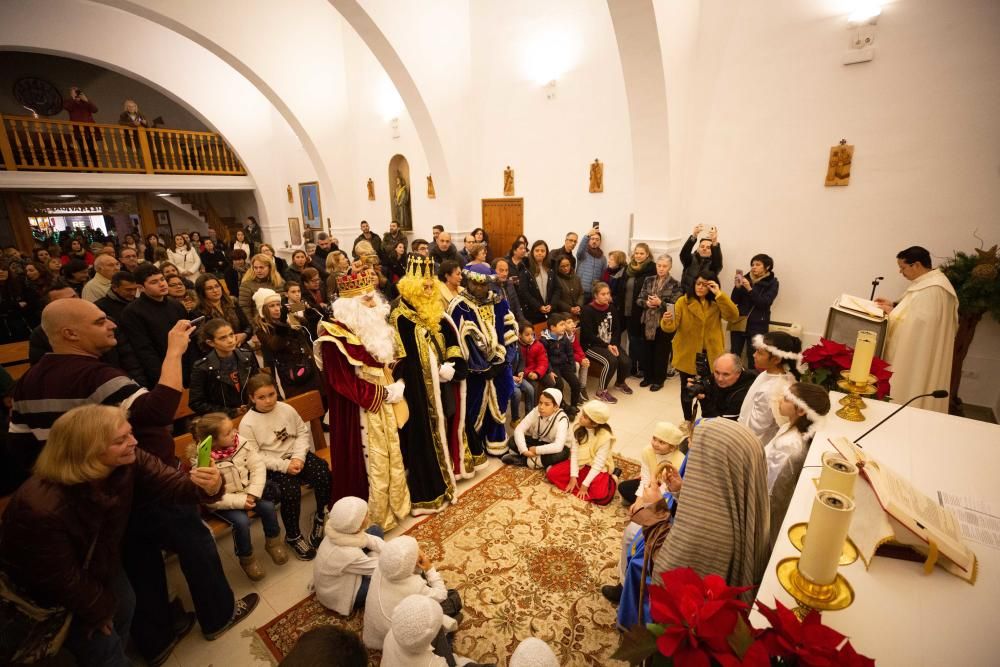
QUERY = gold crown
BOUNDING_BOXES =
[405,254,436,279]
[336,269,378,298]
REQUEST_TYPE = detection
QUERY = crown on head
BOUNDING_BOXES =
[336,269,378,298]
[405,255,436,279]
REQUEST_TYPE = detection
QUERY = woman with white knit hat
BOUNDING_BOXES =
[252,286,323,399]
[312,496,385,615]
[545,400,618,505]
[502,387,571,469]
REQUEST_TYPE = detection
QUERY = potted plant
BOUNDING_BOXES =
[800,338,892,400]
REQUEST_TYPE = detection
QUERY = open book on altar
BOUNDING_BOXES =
[834,294,885,319]
[830,437,978,583]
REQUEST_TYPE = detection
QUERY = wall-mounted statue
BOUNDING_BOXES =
[589,158,603,193]
[395,171,412,230]
[503,165,515,196]
[367,178,376,200]
[286,184,293,203]
[825,139,853,186]
[427,174,436,199]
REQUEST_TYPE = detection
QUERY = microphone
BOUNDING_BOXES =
[854,390,948,445]
[869,276,885,300]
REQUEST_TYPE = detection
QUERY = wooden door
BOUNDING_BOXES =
[481,198,523,261]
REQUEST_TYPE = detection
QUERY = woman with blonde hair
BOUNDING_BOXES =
[238,253,285,321]
[324,249,352,302]
[0,404,223,666]
[258,243,288,277]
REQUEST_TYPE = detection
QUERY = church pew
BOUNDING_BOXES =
[0,340,30,381]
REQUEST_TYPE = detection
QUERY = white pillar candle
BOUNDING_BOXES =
[848,330,877,384]
[798,490,855,585]
[819,452,858,499]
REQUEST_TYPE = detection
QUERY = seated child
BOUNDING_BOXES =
[540,313,582,415]
[189,318,260,417]
[564,318,590,402]
[518,321,552,395]
[618,421,687,507]
[502,388,570,469]
[380,595,451,666]
[765,382,831,548]
[191,412,288,581]
[509,324,536,423]
[545,400,617,505]
[364,536,461,651]
[510,638,559,666]
[313,496,386,615]
[239,373,331,560]
[738,331,802,444]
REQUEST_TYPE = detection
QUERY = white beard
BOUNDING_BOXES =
[332,293,395,363]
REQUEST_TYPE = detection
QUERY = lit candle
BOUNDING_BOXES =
[848,330,877,384]
[798,490,855,585]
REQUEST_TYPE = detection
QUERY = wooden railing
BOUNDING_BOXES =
[0,114,246,176]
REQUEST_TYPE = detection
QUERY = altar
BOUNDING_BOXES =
[752,393,1000,666]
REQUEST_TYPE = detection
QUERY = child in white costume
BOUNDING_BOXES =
[502,388,571,469]
[738,331,803,444]
[380,595,449,666]
[312,496,385,615]
[510,637,560,666]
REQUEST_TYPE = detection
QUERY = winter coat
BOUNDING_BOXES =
[541,330,574,371]
[637,274,684,340]
[518,266,560,325]
[167,246,202,279]
[575,235,608,296]
[519,339,549,378]
[192,436,266,511]
[679,236,723,292]
[553,271,584,314]
[730,272,780,334]
[660,292,739,375]
[188,348,260,417]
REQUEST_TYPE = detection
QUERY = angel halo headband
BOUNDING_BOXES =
[752,334,806,373]
[782,385,825,438]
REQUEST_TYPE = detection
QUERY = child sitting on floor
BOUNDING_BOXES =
[510,638,559,666]
[618,421,687,508]
[190,412,289,581]
[546,400,618,505]
[239,373,331,561]
[313,496,386,615]
[364,536,462,651]
[502,387,571,469]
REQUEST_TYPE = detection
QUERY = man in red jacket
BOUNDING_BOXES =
[63,85,101,167]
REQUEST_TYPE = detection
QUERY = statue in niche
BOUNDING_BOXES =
[427,174,436,199]
[394,171,412,231]
[825,139,853,187]
[503,166,515,196]
[367,178,375,200]
[589,158,603,193]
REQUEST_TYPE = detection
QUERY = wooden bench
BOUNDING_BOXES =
[0,340,30,381]
[173,389,329,537]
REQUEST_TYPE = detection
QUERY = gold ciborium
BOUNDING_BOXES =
[835,370,877,422]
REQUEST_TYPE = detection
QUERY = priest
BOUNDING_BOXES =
[874,246,958,413]
[391,256,474,515]
[448,264,518,460]
[315,269,411,530]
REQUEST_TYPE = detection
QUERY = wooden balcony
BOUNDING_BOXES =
[0,114,246,176]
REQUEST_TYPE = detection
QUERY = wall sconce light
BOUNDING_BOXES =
[391,117,400,139]
[843,1,880,65]
[545,80,557,100]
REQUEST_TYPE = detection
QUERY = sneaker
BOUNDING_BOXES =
[616,382,634,395]
[596,390,618,404]
[650,383,663,392]
[286,534,317,560]
[309,513,327,549]
[265,536,290,565]
[601,584,623,604]
[639,379,652,388]
[239,555,265,581]
[148,606,196,666]
[204,593,260,641]
[580,389,591,402]
[501,452,527,467]
[665,367,677,378]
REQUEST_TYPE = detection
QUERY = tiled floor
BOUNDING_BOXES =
[163,373,686,666]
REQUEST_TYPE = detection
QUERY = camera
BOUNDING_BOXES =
[685,352,715,399]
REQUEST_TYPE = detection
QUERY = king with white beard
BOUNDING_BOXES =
[315,270,411,530]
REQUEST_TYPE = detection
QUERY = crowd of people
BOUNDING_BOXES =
[0,213,858,667]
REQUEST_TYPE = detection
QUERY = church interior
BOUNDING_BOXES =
[0,0,998,665]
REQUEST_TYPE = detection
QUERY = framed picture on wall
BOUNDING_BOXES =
[299,181,322,229]
[288,217,302,246]
[153,209,172,239]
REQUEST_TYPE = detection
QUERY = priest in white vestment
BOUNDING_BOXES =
[875,246,958,413]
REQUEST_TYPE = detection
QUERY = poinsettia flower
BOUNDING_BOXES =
[838,640,877,667]
[754,600,875,666]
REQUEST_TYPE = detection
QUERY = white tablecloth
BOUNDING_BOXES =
[752,393,1000,666]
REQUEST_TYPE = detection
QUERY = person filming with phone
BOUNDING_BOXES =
[728,253,780,361]
[679,224,723,293]
[63,85,102,167]
[660,270,740,427]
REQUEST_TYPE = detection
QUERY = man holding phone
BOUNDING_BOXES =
[63,85,101,167]
[679,223,723,292]
[576,224,607,301]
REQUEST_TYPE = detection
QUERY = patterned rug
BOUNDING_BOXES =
[255,456,640,666]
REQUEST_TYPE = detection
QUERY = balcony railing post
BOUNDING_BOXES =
[0,115,18,171]
[137,127,155,174]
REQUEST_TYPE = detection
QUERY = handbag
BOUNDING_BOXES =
[0,538,97,663]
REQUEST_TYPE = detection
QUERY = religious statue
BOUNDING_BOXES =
[427,174,436,199]
[825,139,853,186]
[503,165,515,196]
[367,178,375,201]
[394,171,412,231]
[589,158,603,193]
[286,184,293,203]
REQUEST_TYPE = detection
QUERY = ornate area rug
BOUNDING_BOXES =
[255,456,640,666]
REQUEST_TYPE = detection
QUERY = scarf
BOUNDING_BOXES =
[749,270,771,286]
[587,246,604,259]
[211,445,238,461]
[652,419,769,602]
[626,258,653,278]
[589,300,609,312]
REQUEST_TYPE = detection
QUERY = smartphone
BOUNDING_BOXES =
[665,303,675,317]
[188,315,206,327]
[593,221,600,229]
[735,269,744,287]
[196,435,212,468]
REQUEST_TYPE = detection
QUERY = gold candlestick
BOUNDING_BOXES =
[835,370,877,421]
[777,558,855,613]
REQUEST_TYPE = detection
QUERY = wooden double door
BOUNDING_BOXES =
[481,198,523,261]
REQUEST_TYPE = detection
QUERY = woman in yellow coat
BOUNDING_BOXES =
[660,269,740,422]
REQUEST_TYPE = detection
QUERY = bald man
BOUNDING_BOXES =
[693,352,755,420]
[6,299,253,659]
[431,231,463,266]
[82,253,120,302]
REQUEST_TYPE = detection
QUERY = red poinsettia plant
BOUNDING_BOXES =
[612,568,876,667]
[800,338,893,399]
